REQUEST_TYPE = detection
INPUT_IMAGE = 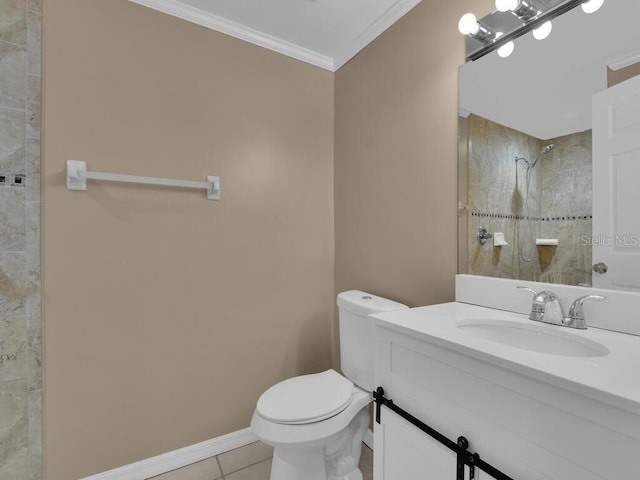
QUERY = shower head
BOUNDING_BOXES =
[530,144,555,168]
[541,144,555,155]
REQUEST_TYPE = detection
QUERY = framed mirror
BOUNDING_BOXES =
[458,0,640,290]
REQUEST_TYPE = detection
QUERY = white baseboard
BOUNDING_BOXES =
[83,425,374,479]
[81,428,258,480]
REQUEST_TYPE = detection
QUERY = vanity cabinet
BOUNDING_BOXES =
[372,310,640,480]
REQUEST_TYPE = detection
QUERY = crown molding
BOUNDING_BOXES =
[608,50,640,72]
[128,0,335,71]
[333,0,422,71]
[129,0,421,72]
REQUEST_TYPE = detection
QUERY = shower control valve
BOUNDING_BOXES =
[477,226,492,246]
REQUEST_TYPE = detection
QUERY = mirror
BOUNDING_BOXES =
[458,0,640,288]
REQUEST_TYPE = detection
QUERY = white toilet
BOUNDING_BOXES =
[251,290,408,480]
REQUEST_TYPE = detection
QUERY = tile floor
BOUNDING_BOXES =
[150,441,373,480]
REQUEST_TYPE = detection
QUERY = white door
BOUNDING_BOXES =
[592,74,640,290]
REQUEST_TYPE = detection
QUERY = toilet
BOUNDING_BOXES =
[251,290,408,480]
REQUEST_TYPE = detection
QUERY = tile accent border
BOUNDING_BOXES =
[470,211,592,222]
[81,428,259,480]
[0,173,26,187]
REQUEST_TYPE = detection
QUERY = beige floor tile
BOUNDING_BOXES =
[223,443,371,480]
[149,442,372,480]
[217,441,273,474]
[149,456,222,480]
[225,458,272,480]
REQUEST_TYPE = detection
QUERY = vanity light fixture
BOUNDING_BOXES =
[495,0,553,41]
[461,0,606,62]
[581,0,604,13]
[495,0,538,21]
[494,0,518,12]
[458,13,496,42]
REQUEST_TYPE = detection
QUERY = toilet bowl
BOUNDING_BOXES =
[251,291,408,480]
[251,370,370,480]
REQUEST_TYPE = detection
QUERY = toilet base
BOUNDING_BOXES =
[267,407,369,480]
[270,452,364,480]
[333,468,363,480]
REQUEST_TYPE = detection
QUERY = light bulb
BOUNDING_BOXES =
[495,32,514,58]
[533,21,552,40]
[581,0,604,13]
[497,41,515,58]
[495,0,519,12]
[458,13,479,36]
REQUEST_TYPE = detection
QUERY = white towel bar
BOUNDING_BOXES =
[66,160,220,200]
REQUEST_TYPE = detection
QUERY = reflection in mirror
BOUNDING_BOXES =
[458,0,640,287]
[465,115,592,285]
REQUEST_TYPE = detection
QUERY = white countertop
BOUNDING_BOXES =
[372,302,640,416]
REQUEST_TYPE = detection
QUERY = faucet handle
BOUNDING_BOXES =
[565,295,606,329]
[568,295,606,316]
[516,286,538,297]
[517,286,544,322]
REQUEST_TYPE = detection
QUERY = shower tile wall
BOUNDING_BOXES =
[467,115,592,286]
[0,0,42,479]
[538,130,592,285]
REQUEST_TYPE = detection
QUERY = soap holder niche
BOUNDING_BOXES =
[493,232,509,247]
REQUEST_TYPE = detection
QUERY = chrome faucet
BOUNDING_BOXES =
[517,287,606,329]
[517,286,565,325]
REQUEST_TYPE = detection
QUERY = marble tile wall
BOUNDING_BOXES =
[466,115,592,286]
[0,0,42,478]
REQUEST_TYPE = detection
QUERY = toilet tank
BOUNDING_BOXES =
[337,291,408,392]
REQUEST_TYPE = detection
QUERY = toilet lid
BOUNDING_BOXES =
[257,370,354,425]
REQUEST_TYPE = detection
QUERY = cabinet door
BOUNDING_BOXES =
[374,410,458,480]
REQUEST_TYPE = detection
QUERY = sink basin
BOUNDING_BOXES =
[457,319,609,357]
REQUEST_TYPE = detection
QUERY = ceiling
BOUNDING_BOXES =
[128,0,422,71]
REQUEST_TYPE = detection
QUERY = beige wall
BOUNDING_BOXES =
[334,0,494,312]
[42,0,499,477]
[42,1,334,478]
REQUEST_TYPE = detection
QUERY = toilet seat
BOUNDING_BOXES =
[256,370,354,425]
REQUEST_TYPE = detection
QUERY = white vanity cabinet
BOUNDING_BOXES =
[372,303,640,480]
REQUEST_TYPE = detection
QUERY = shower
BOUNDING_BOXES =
[517,143,555,169]
[516,144,555,262]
